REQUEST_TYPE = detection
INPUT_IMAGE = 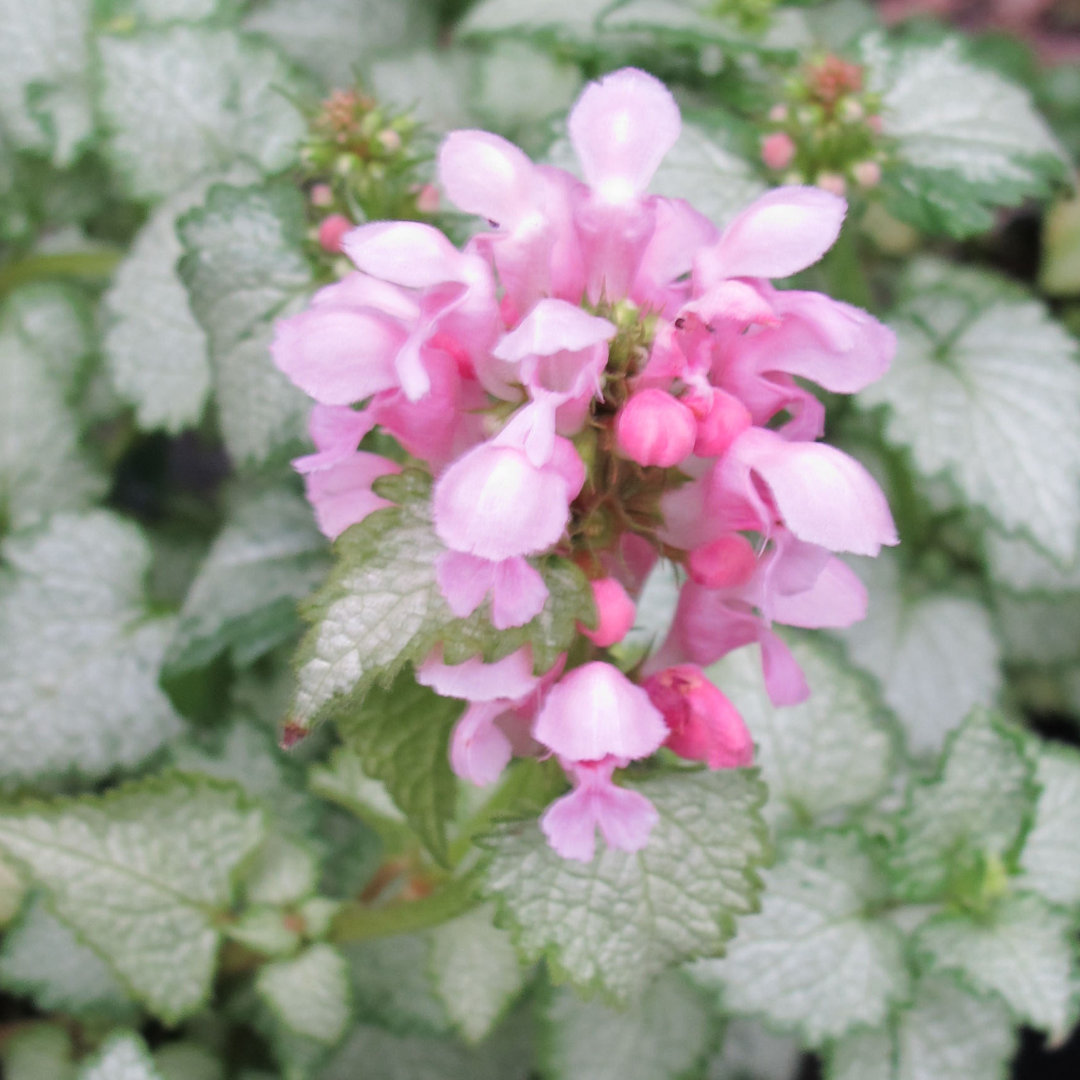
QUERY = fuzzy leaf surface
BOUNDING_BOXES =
[0,512,182,783]
[543,973,712,1080]
[97,26,306,200]
[889,709,1035,900]
[691,832,909,1046]
[430,904,524,1044]
[915,893,1079,1038]
[985,528,1080,593]
[708,638,892,830]
[256,944,352,1044]
[179,182,313,465]
[861,34,1068,237]
[0,286,104,530]
[482,769,768,1001]
[345,933,450,1035]
[79,1034,163,1080]
[0,0,93,163]
[0,894,137,1021]
[165,486,328,674]
[1019,744,1080,906]
[292,474,592,730]
[0,775,265,1022]
[839,556,1001,755]
[861,260,1080,563]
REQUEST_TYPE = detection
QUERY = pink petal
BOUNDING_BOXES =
[310,271,420,323]
[579,578,636,648]
[450,702,514,786]
[435,551,497,619]
[296,452,400,540]
[593,783,659,853]
[494,299,616,362]
[492,557,549,630]
[759,628,810,705]
[438,129,539,228]
[532,662,668,762]
[540,786,600,862]
[302,404,377,464]
[417,645,538,702]
[343,221,478,288]
[696,186,846,283]
[730,428,898,556]
[569,68,681,202]
[271,306,405,405]
[768,556,868,629]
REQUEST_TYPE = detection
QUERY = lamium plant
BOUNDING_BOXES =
[1,2,1080,1080]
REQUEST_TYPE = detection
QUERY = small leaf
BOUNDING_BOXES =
[706,1018,802,1080]
[458,0,611,41]
[708,637,893,830]
[0,287,105,531]
[0,0,94,164]
[242,834,319,906]
[889,709,1036,901]
[984,527,1080,594]
[691,832,910,1046]
[995,592,1080,666]
[543,973,713,1080]
[345,933,451,1035]
[430,904,525,1044]
[97,26,306,200]
[827,976,1015,1080]
[78,1034,163,1080]
[860,34,1068,237]
[916,893,1079,1039]
[0,774,265,1023]
[164,486,328,675]
[292,480,592,731]
[103,168,257,434]
[861,259,1080,563]
[0,894,137,1021]
[1019,743,1080,906]
[332,671,461,863]
[178,182,313,466]
[482,769,769,1001]
[243,0,436,88]
[839,555,1001,755]
[0,511,182,784]
[256,943,353,1044]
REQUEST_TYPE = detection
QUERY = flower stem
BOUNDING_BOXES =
[0,249,124,298]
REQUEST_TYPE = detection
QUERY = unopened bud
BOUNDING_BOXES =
[761,131,796,172]
[866,114,884,134]
[687,534,758,590]
[416,183,440,214]
[686,387,752,458]
[309,183,334,208]
[644,665,753,770]
[317,213,353,254]
[579,578,636,648]
[816,171,847,197]
[768,103,789,123]
[615,389,697,468]
[377,128,402,153]
[853,160,881,188]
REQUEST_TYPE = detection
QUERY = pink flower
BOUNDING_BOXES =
[687,534,758,590]
[761,132,796,171]
[532,661,667,762]
[435,551,549,630]
[540,756,659,862]
[644,664,754,769]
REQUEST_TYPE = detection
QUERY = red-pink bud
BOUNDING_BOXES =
[310,183,334,208]
[685,387,752,458]
[853,160,881,188]
[761,132,796,171]
[687,534,758,589]
[579,577,636,647]
[644,664,753,770]
[615,389,697,468]
[416,183,441,214]
[317,213,353,254]
[815,172,847,197]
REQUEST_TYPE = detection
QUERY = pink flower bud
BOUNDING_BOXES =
[687,534,758,590]
[761,131,796,172]
[317,213,353,254]
[853,160,881,188]
[866,114,884,134]
[768,104,789,123]
[615,389,697,468]
[685,387,752,458]
[310,183,334,208]
[416,183,440,214]
[815,172,847,197]
[377,128,402,153]
[579,577,636,647]
[644,665,753,770]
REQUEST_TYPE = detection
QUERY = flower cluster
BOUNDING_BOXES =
[273,68,897,862]
[761,56,887,196]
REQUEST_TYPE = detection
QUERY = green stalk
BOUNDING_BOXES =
[0,249,124,297]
